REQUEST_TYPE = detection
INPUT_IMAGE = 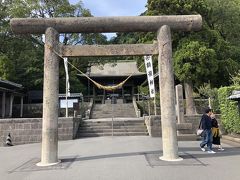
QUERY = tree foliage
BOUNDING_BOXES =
[1,0,240,99]
[174,40,217,86]
[0,53,14,80]
[146,0,240,88]
[218,86,240,133]
[110,0,240,114]
[0,0,108,93]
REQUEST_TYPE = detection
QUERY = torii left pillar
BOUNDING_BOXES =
[37,27,60,166]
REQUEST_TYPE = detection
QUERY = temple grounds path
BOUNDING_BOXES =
[0,136,239,180]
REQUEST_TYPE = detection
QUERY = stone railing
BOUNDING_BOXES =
[85,98,94,119]
[0,117,81,146]
[144,115,223,137]
[132,96,141,117]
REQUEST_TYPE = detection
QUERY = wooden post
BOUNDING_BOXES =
[9,94,14,117]
[20,96,23,117]
[2,92,6,118]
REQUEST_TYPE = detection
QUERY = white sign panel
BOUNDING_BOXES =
[60,99,78,108]
[144,55,155,98]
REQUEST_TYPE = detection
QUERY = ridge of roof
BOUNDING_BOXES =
[0,78,23,88]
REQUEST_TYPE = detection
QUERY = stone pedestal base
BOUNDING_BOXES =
[159,156,183,162]
[36,160,61,167]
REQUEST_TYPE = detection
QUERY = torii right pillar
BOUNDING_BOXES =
[158,25,182,161]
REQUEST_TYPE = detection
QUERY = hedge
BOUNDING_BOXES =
[218,86,240,133]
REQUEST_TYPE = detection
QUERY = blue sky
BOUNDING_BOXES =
[69,0,148,39]
[70,0,147,16]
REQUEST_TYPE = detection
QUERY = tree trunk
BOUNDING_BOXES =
[184,80,197,115]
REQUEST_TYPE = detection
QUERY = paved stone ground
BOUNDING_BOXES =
[0,136,239,180]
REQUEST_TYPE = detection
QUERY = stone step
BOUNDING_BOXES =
[91,111,136,114]
[91,115,137,119]
[81,122,145,128]
[83,118,145,124]
[79,124,146,128]
[78,129,148,133]
[78,132,149,137]
[79,125,146,129]
[91,103,136,119]
[77,118,148,138]
[89,117,144,120]
[93,108,135,111]
[92,110,135,112]
[91,114,136,118]
[177,134,198,141]
[92,109,135,112]
[93,104,134,107]
[93,107,135,109]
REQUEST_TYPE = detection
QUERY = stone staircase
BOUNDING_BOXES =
[90,103,136,119]
[77,118,148,137]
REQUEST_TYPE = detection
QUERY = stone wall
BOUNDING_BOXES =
[13,104,43,118]
[0,117,81,146]
[137,99,218,116]
[145,114,222,137]
[13,102,90,118]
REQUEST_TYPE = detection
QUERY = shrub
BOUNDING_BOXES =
[218,86,240,133]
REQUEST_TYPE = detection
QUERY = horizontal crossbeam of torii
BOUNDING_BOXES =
[11,15,202,34]
[10,15,202,166]
[59,43,159,57]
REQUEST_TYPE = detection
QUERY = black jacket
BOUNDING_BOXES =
[200,114,212,130]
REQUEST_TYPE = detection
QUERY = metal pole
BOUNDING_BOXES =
[112,101,114,137]
[87,66,90,101]
[143,97,145,116]
[111,93,114,137]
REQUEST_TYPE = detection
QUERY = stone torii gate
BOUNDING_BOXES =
[10,15,202,166]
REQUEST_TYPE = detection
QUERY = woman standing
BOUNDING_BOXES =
[211,114,224,151]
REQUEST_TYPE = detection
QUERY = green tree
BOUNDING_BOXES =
[145,0,240,114]
[0,0,108,93]
[206,0,240,45]
[0,53,14,80]
[174,40,218,114]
